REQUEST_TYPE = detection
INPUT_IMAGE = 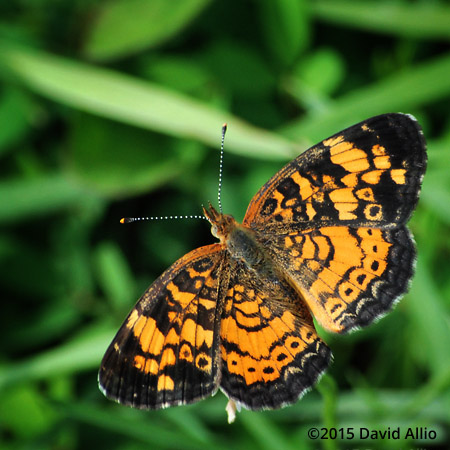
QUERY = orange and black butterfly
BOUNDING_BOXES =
[99,113,426,412]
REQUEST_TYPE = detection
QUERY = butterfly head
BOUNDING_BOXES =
[202,203,236,244]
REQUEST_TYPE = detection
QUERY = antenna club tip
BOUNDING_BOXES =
[120,217,133,224]
[222,123,227,131]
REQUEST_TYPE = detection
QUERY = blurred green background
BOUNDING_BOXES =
[0,1,449,449]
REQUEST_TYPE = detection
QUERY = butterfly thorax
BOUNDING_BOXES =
[203,203,271,274]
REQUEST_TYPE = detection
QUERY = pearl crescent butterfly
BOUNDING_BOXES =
[99,113,426,412]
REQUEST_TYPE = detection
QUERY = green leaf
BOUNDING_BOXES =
[281,53,450,144]
[84,0,212,61]
[0,88,34,155]
[285,48,345,113]
[312,0,450,40]
[0,325,113,391]
[240,410,296,450]
[293,48,345,96]
[69,114,185,196]
[420,138,450,225]
[316,374,338,450]
[0,384,57,439]
[0,174,96,224]
[143,55,212,95]
[407,260,450,376]
[94,241,137,313]
[0,43,300,160]
[259,0,310,66]
[421,173,450,225]
[64,403,228,450]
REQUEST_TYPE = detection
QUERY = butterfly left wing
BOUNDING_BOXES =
[219,258,332,410]
[99,244,228,409]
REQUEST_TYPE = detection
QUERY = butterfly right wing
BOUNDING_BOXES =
[99,244,228,409]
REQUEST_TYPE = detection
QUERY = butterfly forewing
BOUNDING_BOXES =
[244,114,426,232]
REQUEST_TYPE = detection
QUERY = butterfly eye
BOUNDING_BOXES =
[210,224,220,239]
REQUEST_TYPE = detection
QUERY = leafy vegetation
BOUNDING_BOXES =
[0,1,449,449]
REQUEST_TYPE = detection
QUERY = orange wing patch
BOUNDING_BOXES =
[244,114,426,231]
[219,261,331,410]
[266,226,413,333]
[99,244,226,409]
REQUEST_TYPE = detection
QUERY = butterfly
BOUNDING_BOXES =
[98,113,426,412]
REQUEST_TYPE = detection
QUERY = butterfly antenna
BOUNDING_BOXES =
[121,215,207,224]
[122,124,227,224]
[218,123,227,214]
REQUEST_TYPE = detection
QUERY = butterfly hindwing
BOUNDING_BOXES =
[262,226,415,333]
[244,113,426,231]
[99,244,226,409]
[219,259,332,410]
